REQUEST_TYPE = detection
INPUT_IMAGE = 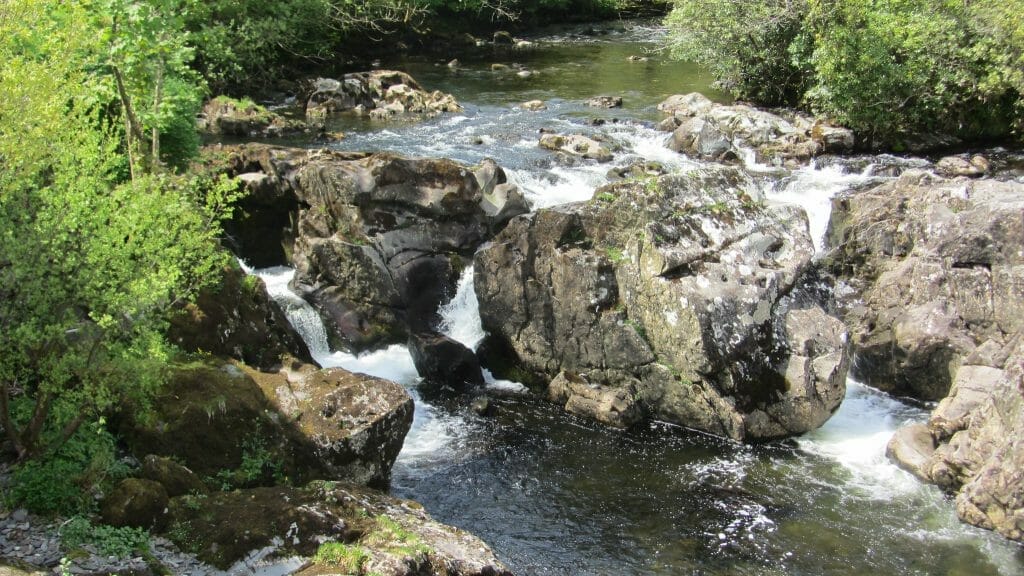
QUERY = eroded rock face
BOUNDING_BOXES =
[306,71,461,120]
[218,144,527,350]
[119,360,413,489]
[825,171,1024,400]
[658,92,854,168]
[165,482,512,574]
[827,172,1024,541]
[475,167,850,440]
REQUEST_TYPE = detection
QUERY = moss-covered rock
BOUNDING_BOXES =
[164,482,512,575]
[167,263,312,369]
[100,478,169,531]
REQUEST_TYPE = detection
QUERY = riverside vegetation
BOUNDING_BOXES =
[2,0,1024,574]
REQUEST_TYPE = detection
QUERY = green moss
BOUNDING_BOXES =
[314,541,369,572]
[365,515,430,556]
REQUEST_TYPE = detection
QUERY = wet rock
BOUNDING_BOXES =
[470,396,493,416]
[201,96,309,139]
[658,92,854,167]
[515,40,534,49]
[936,154,990,178]
[166,483,512,574]
[491,63,510,71]
[214,144,527,351]
[539,133,613,162]
[447,59,460,68]
[828,172,1024,542]
[607,161,667,181]
[548,371,642,428]
[167,264,312,369]
[409,332,484,392]
[100,479,169,531]
[306,71,460,120]
[521,99,547,111]
[627,55,649,62]
[475,167,849,440]
[886,423,935,482]
[516,70,534,79]
[493,31,515,45]
[586,95,623,109]
[140,455,207,498]
[825,172,1024,399]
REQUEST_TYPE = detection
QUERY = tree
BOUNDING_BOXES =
[0,0,234,465]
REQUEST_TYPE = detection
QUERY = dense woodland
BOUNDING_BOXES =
[0,0,1022,566]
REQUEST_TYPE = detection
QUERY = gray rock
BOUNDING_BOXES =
[886,423,936,482]
[936,154,989,177]
[409,331,485,392]
[475,167,849,440]
[538,133,614,162]
[218,144,527,351]
[657,92,853,167]
[521,99,547,111]
[306,70,460,119]
[586,95,623,109]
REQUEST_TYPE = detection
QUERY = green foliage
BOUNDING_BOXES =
[0,0,234,476]
[314,541,370,572]
[666,0,809,106]
[664,0,1024,142]
[605,246,625,263]
[7,407,129,515]
[60,516,151,558]
[365,515,430,556]
[801,0,1013,143]
[212,433,284,490]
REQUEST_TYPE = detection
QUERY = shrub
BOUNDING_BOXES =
[665,0,810,106]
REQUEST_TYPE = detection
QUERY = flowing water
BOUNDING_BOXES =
[249,21,1024,576]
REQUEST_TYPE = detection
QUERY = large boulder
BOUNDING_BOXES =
[408,331,485,392]
[825,171,1024,400]
[118,360,413,489]
[164,482,512,574]
[658,92,854,168]
[475,167,850,440]
[216,144,528,351]
[306,71,461,119]
[100,478,169,531]
[826,172,1024,541]
[167,263,312,369]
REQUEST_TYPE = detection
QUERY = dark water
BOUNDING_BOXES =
[256,20,1024,576]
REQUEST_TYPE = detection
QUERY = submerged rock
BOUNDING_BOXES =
[827,171,1024,541]
[475,167,850,440]
[306,70,461,120]
[216,144,527,351]
[658,92,854,168]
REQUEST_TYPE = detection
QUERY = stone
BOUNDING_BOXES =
[167,264,312,369]
[492,31,515,45]
[140,455,207,498]
[119,360,413,489]
[586,95,623,109]
[521,99,547,111]
[827,171,1024,542]
[538,133,613,162]
[305,71,460,119]
[100,478,169,531]
[886,423,936,482]
[409,331,485,392]
[214,144,527,352]
[165,483,512,574]
[470,395,493,416]
[936,154,988,177]
[202,96,308,139]
[475,167,849,440]
[657,92,853,167]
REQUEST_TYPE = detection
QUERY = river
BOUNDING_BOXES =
[250,20,1024,576]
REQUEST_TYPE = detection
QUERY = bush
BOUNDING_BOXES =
[60,516,151,558]
[666,0,809,106]
[802,0,1014,144]
[664,0,1024,144]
